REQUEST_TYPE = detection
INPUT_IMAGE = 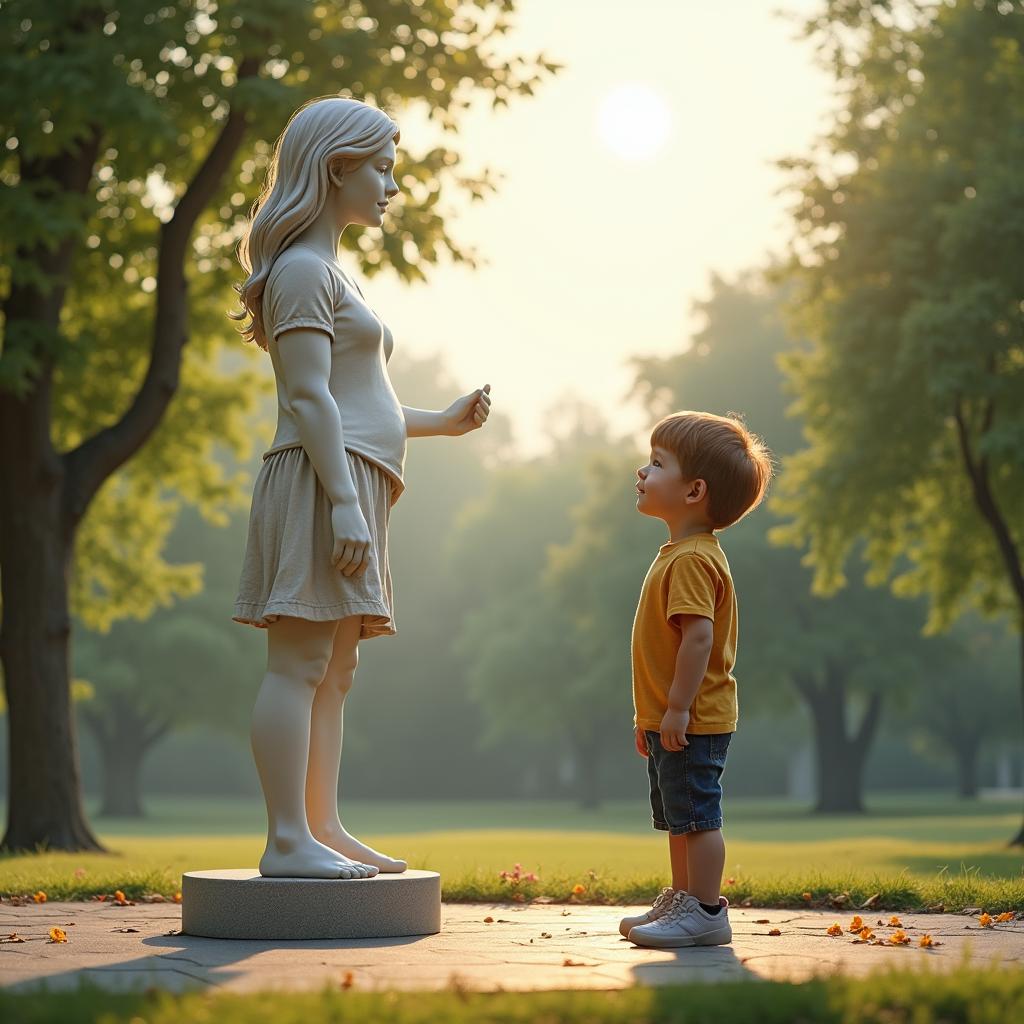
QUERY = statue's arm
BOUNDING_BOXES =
[276,327,359,504]
[403,385,492,438]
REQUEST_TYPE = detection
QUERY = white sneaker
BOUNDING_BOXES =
[628,891,732,947]
[618,887,678,938]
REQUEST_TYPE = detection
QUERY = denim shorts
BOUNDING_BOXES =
[645,730,732,835]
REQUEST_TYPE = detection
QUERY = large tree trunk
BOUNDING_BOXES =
[953,401,1024,845]
[794,665,882,814]
[0,444,102,851]
[0,62,256,851]
[0,131,104,853]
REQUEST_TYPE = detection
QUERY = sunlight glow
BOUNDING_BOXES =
[595,83,673,161]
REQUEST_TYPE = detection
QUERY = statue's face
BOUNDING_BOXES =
[336,139,399,228]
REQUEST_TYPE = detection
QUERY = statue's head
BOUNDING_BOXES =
[233,97,400,349]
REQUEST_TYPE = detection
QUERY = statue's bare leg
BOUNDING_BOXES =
[306,614,408,873]
[252,615,377,879]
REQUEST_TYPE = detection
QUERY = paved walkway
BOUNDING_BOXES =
[2,900,1021,994]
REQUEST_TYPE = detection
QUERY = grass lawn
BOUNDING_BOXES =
[2,791,1022,910]
[1,963,1023,1023]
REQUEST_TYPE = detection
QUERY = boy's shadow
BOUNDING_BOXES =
[625,936,760,987]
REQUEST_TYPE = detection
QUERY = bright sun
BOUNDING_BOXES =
[595,83,673,162]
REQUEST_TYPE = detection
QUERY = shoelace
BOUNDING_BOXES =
[661,893,699,924]
[649,888,675,915]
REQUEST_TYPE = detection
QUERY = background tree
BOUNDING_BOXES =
[904,615,1020,800]
[773,1,1024,839]
[0,0,555,851]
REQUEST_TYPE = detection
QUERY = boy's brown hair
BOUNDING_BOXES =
[651,411,774,530]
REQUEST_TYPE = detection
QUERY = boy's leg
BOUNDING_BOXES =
[685,826,725,907]
[669,832,689,892]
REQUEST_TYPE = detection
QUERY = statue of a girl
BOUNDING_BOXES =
[230,97,491,879]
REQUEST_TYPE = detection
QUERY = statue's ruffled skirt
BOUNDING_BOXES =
[233,447,396,639]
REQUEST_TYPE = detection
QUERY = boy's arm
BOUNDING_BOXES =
[660,614,714,751]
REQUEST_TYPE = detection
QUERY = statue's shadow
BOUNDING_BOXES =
[8,930,429,995]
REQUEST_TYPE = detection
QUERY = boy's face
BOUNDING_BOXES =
[636,445,706,521]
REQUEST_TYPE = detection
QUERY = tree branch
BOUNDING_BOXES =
[953,395,1024,609]
[63,57,261,530]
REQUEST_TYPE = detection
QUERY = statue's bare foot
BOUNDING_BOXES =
[315,825,407,873]
[259,835,379,879]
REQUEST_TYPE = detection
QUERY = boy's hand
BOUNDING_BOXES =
[660,708,690,752]
[634,727,648,758]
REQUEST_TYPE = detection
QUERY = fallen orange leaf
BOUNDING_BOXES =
[571,884,586,896]
[995,912,1014,923]
[33,891,47,904]
[978,913,993,928]
[114,890,126,902]
[919,934,938,947]
[857,927,874,941]
[889,930,910,945]
[48,927,67,944]
[173,891,182,904]
[848,915,864,932]
[888,916,903,927]
[827,924,843,936]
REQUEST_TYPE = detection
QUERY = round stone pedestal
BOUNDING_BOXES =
[181,868,441,940]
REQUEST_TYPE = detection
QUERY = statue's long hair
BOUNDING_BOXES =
[230,96,400,350]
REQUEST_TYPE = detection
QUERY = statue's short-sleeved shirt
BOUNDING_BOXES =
[262,242,406,500]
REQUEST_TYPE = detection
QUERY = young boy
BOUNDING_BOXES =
[621,411,773,948]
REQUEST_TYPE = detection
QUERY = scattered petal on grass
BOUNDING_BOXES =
[827,924,843,936]
[47,927,67,944]
[571,884,586,896]
[801,892,812,902]
[33,892,47,904]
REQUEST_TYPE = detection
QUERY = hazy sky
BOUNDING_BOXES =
[353,0,835,454]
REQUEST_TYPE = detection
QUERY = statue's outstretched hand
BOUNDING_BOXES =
[331,499,372,577]
[445,384,491,436]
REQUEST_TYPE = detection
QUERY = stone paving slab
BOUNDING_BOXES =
[1,900,1021,994]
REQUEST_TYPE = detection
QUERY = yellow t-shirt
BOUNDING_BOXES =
[631,533,738,734]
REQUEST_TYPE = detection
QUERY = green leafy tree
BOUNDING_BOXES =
[773,1,1024,838]
[0,0,555,851]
